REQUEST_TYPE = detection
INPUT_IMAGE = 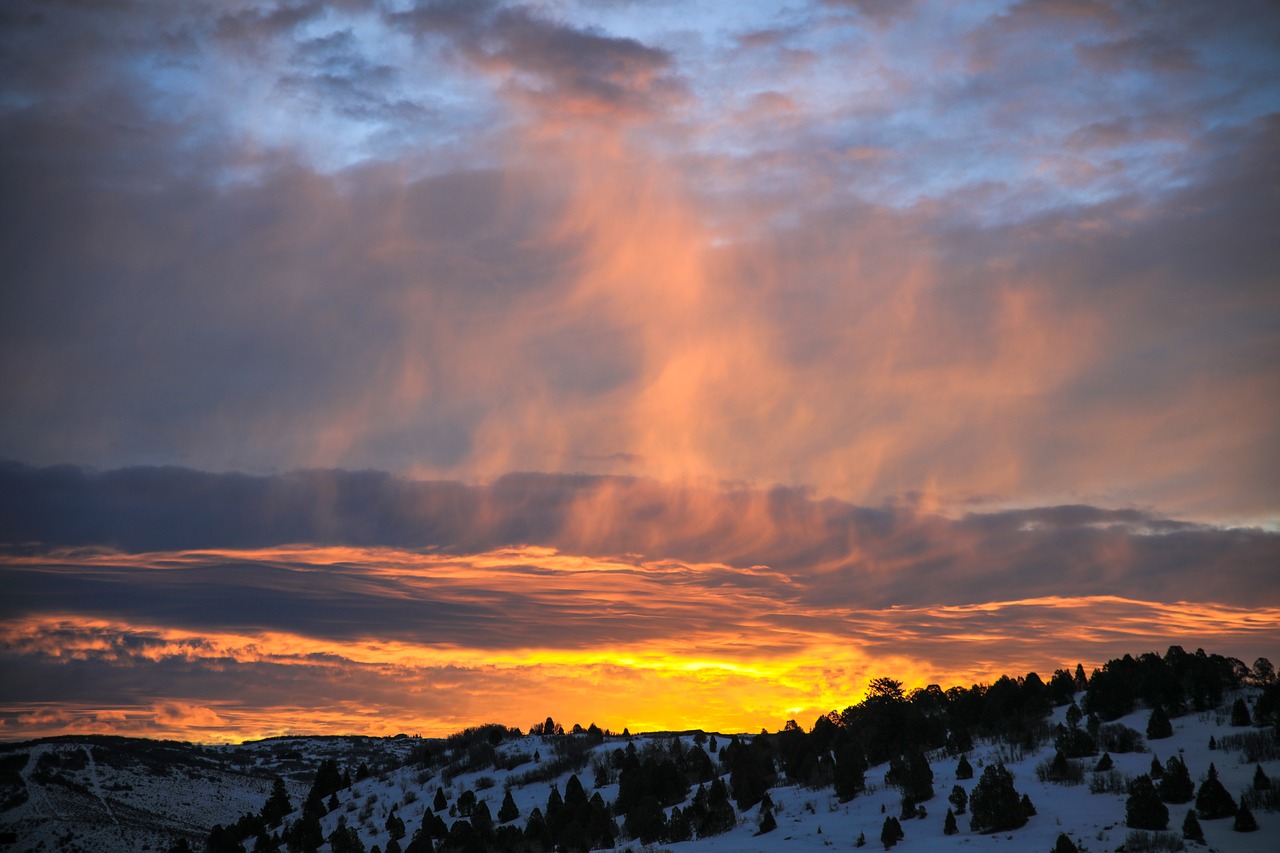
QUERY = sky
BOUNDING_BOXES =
[1,0,1278,742]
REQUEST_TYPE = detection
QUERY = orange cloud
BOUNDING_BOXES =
[4,544,1277,742]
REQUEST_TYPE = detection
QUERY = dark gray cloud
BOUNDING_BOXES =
[389,0,685,117]
[3,463,1276,614]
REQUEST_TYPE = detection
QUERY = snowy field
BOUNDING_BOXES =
[1,697,1275,852]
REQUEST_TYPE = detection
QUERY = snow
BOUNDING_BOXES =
[1,696,1276,852]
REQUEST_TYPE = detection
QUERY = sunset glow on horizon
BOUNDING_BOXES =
[2,0,1279,743]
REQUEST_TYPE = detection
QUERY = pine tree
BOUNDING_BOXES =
[1020,793,1036,817]
[1231,698,1251,726]
[1233,802,1258,832]
[757,808,777,835]
[943,808,958,835]
[1125,774,1169,830]
[949,784,967,814]
[1053,834,1079,853]
[1182,808,1204,842]
[880,815,904,848]
[1147,705,1173,739]
[969,764,1028,833]
[261,777,293,827]
[1158,755,1194,803]
[1254,763,1271,790]
[1208,735,1216,749]
[1195,763,1237,819]
[1094,752,1113,772]
[497,790,519,823]
[955,755,974,780]
[1150,755,1164,779]
[432,787,447,812]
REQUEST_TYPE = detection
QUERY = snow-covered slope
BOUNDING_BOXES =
[1,698,1275,852]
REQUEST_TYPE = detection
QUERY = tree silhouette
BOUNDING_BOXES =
[261,777,292,827]
[1053,833,1079,853]
[1233,802,1258,832]
[949,784,967,814]
[1146,705,1172,740]
[1125,774,1168,830]
[1195,763,1237,818]
[968,764,1027,833]
[1182,808,1204,842]
[497,790,518,823]
[1157,755,1193,803]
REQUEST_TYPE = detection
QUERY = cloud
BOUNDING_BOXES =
[3,463,1278,612]
[389,1,687,120]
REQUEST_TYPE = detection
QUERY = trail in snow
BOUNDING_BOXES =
[82,745,118,825]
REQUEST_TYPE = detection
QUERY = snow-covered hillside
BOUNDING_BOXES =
[1,697,1276,852]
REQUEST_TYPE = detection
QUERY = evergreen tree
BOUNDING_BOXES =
[261,777,292,827]
[943,808,958,835]
[496,790,518,823]
[879,815,904,848]
[456,789,476,818]
[385,808,406,841]
[666,805,693,843]
[949,784,967,814]
[1195,763,1237,818]
[700,777,737,837]
[955,755,974,780]
[433,787,447,812]
[969,764,1028,833]
[1094,752,1113,771]
[1052,834,1079,853]
[1020,793,1036,817]
[1147,705,1173,739]
[469,800,492,837]
[888,749,934,802]
[1254,763,1272,791]
[1055,724,1097,758]
[1182,808,1204,842]
[855,830,866,847]
[834,740,868,801]
[1065,703,1082,729]
[1158,755,1194,803]
[1231,697,1251,726]
[523,807,548,850]
[1233,802,1258,832]
[1125,774,1169,830]
[1208,735,1216,750]
[1149,755,1164,779]
[757,808,777,835]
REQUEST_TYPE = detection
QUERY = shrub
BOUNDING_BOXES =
[1098,723,1145,754]
[1037,750,1084,785]
[1089,769,1132,795]
[1123,829,1185,851]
